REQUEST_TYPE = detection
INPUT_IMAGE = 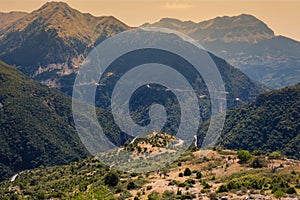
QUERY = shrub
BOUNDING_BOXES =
[162,190,175,199]
[118,191,132,200]
[217,184,228,193]
[178,182,186,187]
[201,180,212,189]
[185,178,196,185]
[146,185,152,190]
[196,171,202,179]
[253,150,262,156]
[286,187,296,194]
[250,157,266,168]
[127,181,136,190]
[178,172,183,177]
[273,190,285,199]
[237,150,252,163]
[209,192,218,200]
[148,192,160,200]
[181,192,196,199]
[104,171,119,187]
[184,168,192,176]
[269,151,282,160]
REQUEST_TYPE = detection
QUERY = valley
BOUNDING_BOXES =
[0,1,299,199]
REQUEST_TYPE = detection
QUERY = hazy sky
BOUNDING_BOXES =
[1,0,300,41]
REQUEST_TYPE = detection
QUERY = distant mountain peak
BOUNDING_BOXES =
[38,1,71,10]
[0,1,130,77]
[143,14,275,43]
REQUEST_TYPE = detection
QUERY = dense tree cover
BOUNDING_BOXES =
[0,61,131,181]
[217,83,300,159]
[0,157,121,199]
[0,61,91,180]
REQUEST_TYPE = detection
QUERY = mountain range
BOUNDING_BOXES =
[0,0,299,183]
[0,2,129,92]
[1,2,299,91]
[143,15,300,89]
[0,2,266,105]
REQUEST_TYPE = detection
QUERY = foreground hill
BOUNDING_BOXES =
[0,149,298,199]
[143,15,300,89]
[0,61,90,181]
[217,83,300,159]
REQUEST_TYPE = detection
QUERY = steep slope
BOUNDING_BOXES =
[143,15,300,88]
[0,1,130,93]
[0,3,266,102]
[0,61,90,181]
[217,83,300,159]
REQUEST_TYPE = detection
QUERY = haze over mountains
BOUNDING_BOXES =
[0,2,299,91]
[0,2,265,105]
[0,11,27,29]
[143,15,300,89]
[0,2,129,90]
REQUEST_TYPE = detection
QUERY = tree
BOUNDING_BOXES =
[184,168,192,176]
[104,171,119,187]
[237,150,252,163]
[127,181,136,190]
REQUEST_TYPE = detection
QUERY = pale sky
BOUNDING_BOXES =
[1,0,300,41]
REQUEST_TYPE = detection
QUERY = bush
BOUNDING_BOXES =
[148,192,160,200]
[162,190,176,199]
[178,172,183,177]
[209,192,218,200]
[253,150,262,156]
[118,191,132,200]
[146,185,153,190]
[273,190,285,199]
[269,151,282,160]
[201,180,212,189]
[185,178,196,185]
[104,171,119,187]
[184,168,192,176]
[196,171,202,179]
[250,157,266,168]
[178,182,186,187]
[127,181,136,190]
[181,192,196,199]
[237,150,252,163]
[217,184,228,193]
[286,187,296,194]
